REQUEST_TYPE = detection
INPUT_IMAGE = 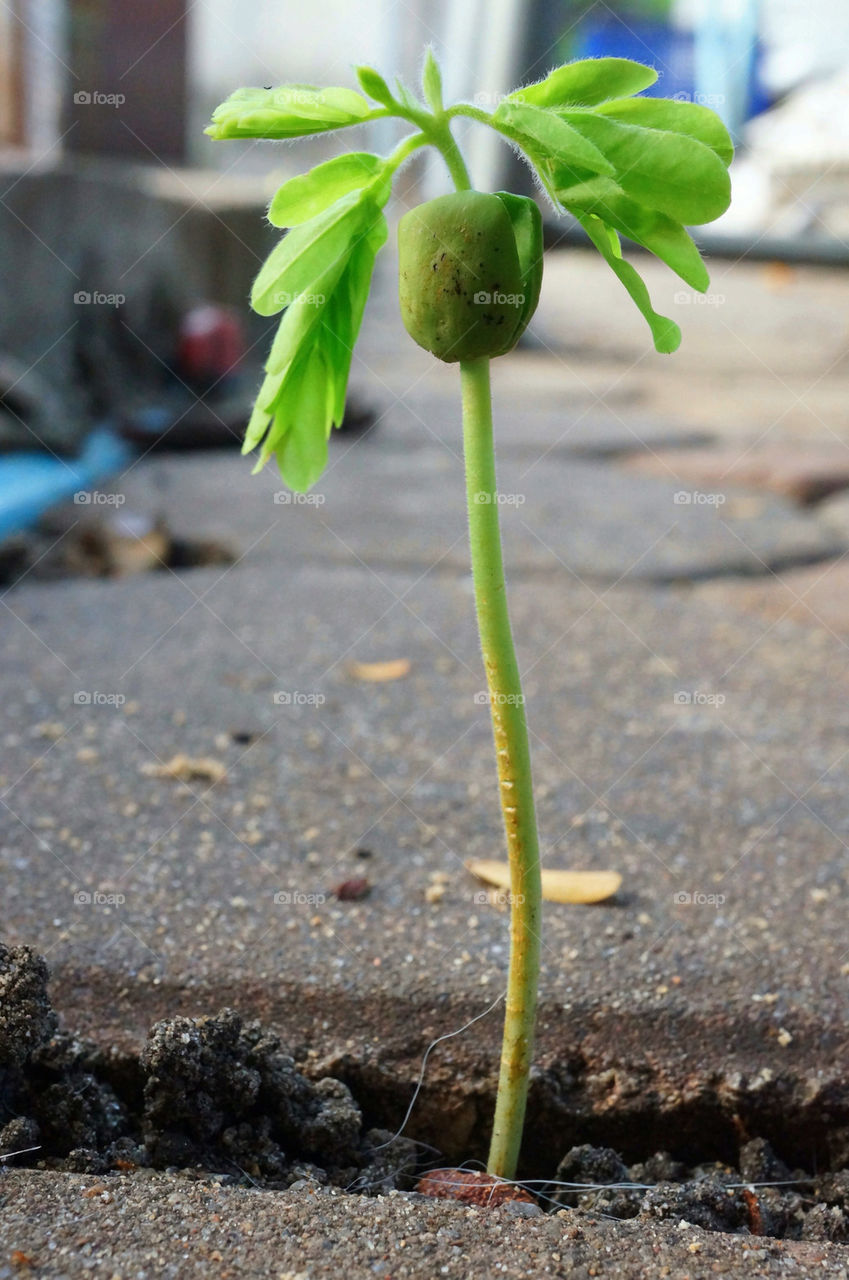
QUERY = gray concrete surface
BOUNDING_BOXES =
[2,1171,848,1280]
[89,445,844,584]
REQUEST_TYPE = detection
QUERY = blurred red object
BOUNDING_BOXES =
[176,305,245,385]
[334,877,371,901]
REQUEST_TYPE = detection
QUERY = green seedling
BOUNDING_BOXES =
[207,49,732,1181]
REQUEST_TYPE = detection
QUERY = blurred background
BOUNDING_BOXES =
[2,0,849,573]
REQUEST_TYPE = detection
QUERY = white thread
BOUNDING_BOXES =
[370,990,506,1152]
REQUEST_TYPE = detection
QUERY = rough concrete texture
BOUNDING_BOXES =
[58,444,842,584]
[624,443,849,505]
[2,1171,849,1279]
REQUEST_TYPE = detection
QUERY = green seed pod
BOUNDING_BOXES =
[398,191,541,363]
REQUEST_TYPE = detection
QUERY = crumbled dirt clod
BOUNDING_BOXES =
[141,1008,362,1178]
[557,1143,629,1187]
[816,1170,849,1208]
[801,1203,849,1242]
[0,945,57,1067]
[641,1174,748,1233]
[739,1137,793,1184]
[0,952,407,1193]
[35,1072,127,1155]
[755,1185,806,1238]
[627,1150,686,1184]
[0,1116,40,1160]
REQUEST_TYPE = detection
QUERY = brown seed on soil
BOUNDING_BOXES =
[334,877,371,901]
[415,1168,536,1207]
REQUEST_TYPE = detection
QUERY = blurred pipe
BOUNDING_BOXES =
[440,0,527,193]
[473,0,526,191]
[543,214,849,267]
[22,0,67,153]
[373,0,404,155]
[692,0,759,141]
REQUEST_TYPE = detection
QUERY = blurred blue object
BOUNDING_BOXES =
[692,0,763,140]
[0,427,132,542]
[575,11,769,135]
[576,17,695,100]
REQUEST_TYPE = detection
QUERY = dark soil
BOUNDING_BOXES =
[1,942,847,1243]
[0,944,416,1192]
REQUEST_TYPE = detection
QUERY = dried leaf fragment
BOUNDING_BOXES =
[348,658,410,682]
[141,754,227,784]
[466,859,621,904]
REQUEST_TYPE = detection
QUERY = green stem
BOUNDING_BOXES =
[445,103,495,127]
[460,356,542,1181]
[383,131,429,176]
[433,121,472,191]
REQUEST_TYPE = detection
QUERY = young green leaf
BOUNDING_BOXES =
[206,84,376,141]
[242,384,279,454]
[251,189,373,316]
[356,65,396,109]
[557,111,731,224]
[509,57,657,110]
[268,153,388,228]
[492,192,544,341]
[593,198,709,292]
[261,346,332,490]
[593,95,734,166]
[422,48,444,113]
[322,213,388,425]
[394,78,423,114]
[492,101,615,175]
[263,253,348,378]
[578,213,681,353]
[546,162,709,291]
[246,199,388,486]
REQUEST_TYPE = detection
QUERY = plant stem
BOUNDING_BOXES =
[460,356,542,1181]
[433,120,472,191]
[383,131,429,176]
